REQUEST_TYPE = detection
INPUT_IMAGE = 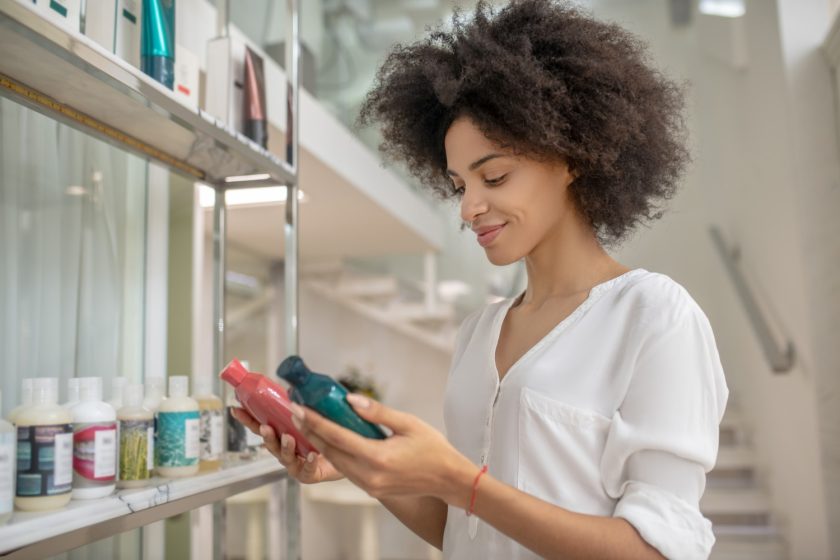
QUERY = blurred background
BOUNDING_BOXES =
[1,0,839,558]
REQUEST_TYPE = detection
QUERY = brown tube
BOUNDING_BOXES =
[243,46,268,148]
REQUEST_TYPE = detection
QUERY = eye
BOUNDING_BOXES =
[484,174,508,186]
[451,183,466,196]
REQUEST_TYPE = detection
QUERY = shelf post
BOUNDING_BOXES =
[284,1,302,559]
[212,182,227,560]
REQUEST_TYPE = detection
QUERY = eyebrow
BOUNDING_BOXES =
[446,153,507,177]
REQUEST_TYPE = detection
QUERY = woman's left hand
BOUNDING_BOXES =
[291,394,476,507]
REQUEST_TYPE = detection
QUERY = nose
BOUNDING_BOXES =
[459,184,489,225]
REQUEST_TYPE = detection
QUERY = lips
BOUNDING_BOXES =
[474,224,506,247]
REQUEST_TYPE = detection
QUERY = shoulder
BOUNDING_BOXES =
[616,269,711,331]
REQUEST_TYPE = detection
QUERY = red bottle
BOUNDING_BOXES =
[220,359,316,458]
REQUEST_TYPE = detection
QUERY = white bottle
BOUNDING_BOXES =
[156,377,200,478]
[107,376,127,411]
[63,377,80,408]
[0,390,15,525]
[117,384,154,488]
[193,377,224,473]
[69,378,117,499]
[14,378,74,512]
[6,378,33,424]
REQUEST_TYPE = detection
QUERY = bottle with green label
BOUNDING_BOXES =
[0,390,15,525]
[14,378,74,512]
[118,384,154,488]
[156,376,200,478]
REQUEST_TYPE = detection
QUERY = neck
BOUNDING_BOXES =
[520,213,627,307]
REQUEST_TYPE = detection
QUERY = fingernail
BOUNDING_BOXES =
[306,452,316,463]
[259,425,270,438]
[290,403,305,420]
[346,394,370,409]
[281,434,290,448]
[292,414,303,430]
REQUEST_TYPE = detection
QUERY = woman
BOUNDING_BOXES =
[233,1,728,558]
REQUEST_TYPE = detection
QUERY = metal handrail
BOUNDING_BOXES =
[709,226,795,373]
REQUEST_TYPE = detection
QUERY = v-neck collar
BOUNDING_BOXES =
[489,268,645,385]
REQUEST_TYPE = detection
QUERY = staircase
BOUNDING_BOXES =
[300,263,461,353]
[705,406,787,559]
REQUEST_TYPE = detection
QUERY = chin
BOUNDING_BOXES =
[484,247,523,266]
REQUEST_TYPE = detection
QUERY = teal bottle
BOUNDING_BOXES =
[141,0,175,89]
[277,357,386,440]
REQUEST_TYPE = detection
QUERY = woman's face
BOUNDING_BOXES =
[444,117,579,266]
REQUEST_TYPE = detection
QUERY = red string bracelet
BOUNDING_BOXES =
[466,465,488,517]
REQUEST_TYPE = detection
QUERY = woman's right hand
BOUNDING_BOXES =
[231,407,345,484]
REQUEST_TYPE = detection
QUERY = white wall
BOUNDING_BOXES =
[591,1,838,557]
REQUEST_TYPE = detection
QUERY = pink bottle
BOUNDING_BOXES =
[220,359,316,458]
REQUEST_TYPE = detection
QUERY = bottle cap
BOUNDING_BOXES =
[66,377,81,402]
[169,376,189,398]
[32,378,59,405]
[21,378,34,405]
[220,359,249,387]
[276,355,310,386]
[123,384,144,408]
[193,376,216,396]
[79,377,103,402]
[111,376,127,400]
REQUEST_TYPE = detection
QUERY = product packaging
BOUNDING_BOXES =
[156,376,199,477]
[277,356,386,440]
[220,359,316,458]
[69,377,117,499]
[14,378,74,512]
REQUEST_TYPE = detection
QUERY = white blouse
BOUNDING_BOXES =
[442,269,728,560]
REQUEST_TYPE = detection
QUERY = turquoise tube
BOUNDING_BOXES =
[141,0,174,89]
[277,356,386,440]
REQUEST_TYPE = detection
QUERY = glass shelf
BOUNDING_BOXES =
[0,0,294,186]
[0,456,286,559]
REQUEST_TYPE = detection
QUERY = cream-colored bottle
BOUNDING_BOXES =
[155,377,200,478]
[14,378,74,512]
[6,378,33,424]
[117,384,154,488]
[193,377,223,473]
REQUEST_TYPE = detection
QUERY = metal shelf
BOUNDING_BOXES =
[0,0,294,185]
[0,457,286,559]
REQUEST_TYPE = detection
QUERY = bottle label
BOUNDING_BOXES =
[200,408,223,461]
[156,411,200,468]
[0,432,14,514]
[119,419,153,482]
[16,424,73,497]
[73,422,117,487]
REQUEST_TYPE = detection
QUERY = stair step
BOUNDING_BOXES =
[388,301,455,324]
[710,531,786,560]
[702,487,770,513]
[335,275,400,299]
[714,446,755,470]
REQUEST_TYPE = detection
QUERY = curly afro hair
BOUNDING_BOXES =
[358,0,689,246]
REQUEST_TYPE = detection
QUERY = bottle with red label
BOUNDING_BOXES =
[220,359,316,458]
[69,377,117,499]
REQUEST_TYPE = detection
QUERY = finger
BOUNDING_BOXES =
[279,433,299,466]
[300,450,319,479]
[231,407,261,434]
[345,394,412,433]
[294,404,374,455]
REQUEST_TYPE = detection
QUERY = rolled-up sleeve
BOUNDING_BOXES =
[601,303,729,560]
